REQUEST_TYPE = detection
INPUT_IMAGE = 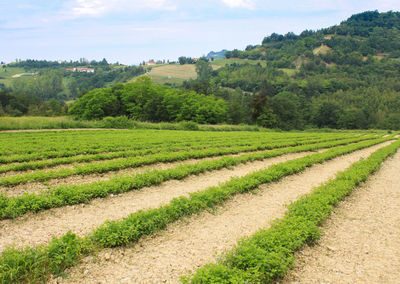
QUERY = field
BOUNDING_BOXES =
[0,129,399,283]
[0,67,28,86]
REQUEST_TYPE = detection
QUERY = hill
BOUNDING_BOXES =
[206,50,227,60]
[201,11,400,130]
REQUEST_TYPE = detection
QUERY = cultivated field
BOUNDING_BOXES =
[0,129,399,283]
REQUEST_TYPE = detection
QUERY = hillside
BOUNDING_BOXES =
[204,11,400,130]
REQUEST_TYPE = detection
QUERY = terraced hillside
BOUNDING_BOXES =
[0,129,398,283]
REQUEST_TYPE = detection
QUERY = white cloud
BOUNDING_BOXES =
[67,0,176,17]
[220,0,256,9]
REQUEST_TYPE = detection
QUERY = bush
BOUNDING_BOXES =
[179,121,199,131]
[102,116,136,129]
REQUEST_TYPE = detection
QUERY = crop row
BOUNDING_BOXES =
[0,134,343,171]
[0,135,366,186]
[0,136,383,219]
[0,138,393,283]
[0,130,330,155]
[0,132,338,163]
[184,139,400,283]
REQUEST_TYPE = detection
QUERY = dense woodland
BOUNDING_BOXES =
[2,11,400,129]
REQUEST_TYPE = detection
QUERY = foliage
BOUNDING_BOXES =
[184,139,400,283]
[70,77,229,124]
[0,134,369,218]
[213,11,400,130]
[0,134,390,283]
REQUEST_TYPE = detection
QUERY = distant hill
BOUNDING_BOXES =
[206,50,227,60]
[201,11,400,130]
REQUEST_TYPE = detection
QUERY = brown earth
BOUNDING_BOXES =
[50,141,394,284]
[0,151,314,250]
[282,150,400,283]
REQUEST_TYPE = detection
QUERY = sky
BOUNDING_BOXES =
[1,0,400,65]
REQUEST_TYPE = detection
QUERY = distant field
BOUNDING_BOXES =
[0,67,27,86]
[211,58,267,67]
[133,63,228,85]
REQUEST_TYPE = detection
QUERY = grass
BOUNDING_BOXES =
[0,67,27,86]
[0,116,103,130]
[211,58,267,67]
[0,116,265,132]
[279,68,297,76]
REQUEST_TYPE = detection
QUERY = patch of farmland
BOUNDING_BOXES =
[52,140,394,283]
[0,129,397,283]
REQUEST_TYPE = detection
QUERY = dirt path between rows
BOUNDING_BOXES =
[51,141,394,284]
[0,151,314,250]
[282,151,400,283]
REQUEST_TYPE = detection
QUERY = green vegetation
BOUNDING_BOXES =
[0,135,371,219]
[184,139,400,283]
[0,59,145,117]
[69,76,228,123]
[208,11,400,130]
[0,133,357,186]
[3,11,400,131]
[0,133,348,173]
[0,135,391,283]
[0,116,104,130]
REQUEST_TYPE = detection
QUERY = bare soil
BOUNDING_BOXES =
[282,150,400,284]
[0,151,313,250]
[49,141,393,284]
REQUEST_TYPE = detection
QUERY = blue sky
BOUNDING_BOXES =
[1,0,400,65]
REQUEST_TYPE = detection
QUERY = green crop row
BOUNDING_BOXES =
[0,132,335,163]
[0,135,341,173]
[1,130,328,156]
[0,136,380,220]
[183,140,400,284]
[0,135,365,186]
[0,138,392,283]
[0,135,372,219]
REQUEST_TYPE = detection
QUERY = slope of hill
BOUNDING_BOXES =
[207,11,400,130]
[206,50,227,60]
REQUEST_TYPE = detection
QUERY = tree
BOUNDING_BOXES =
[270,91,302,130]
[314,101,342,128]
[195,58,213,81]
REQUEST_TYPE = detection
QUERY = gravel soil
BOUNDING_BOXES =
[49,141,394,284]
[282,150,400,283]
[0,151,312,250]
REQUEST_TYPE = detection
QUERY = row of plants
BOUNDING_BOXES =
[0,131,331,161]
[0,135,364,186]
[0,136,392,283]
[183,139,400,283]
[0,136,380,219]
[1,129,326,153]
[0,131,234,156]
[0,134,336,171]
